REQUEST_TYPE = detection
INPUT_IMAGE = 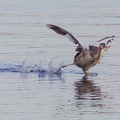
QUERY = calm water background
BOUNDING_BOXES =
[0,0,120,120]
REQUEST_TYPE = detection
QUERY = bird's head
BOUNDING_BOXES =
[99,43,110,50]
[96,43,110,64]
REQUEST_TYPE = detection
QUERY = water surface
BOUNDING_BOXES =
[0,0,120,120]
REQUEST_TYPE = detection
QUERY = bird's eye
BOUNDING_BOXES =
[102,43,105,47]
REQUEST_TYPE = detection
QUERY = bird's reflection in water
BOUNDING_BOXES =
[74,75,104,107]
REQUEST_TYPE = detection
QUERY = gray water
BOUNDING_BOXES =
[0,0,120,120]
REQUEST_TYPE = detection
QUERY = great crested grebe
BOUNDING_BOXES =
[47,24,114,74]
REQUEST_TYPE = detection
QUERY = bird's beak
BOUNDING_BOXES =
[104,45,110,51]
[105,44,111,52]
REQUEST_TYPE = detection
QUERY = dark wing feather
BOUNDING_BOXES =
[92,35,115,47]
[47,24,85,50]
[97,35,115,43]
[47,24,67,35]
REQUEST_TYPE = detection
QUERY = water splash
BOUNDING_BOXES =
[48,57,64,74]
[20,57,64,74]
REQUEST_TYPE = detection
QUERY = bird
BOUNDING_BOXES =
[47,24,114,75]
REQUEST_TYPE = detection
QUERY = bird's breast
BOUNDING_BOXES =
[74,50,97,69]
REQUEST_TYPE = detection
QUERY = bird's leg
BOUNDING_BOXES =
[83,69,91,76]
[83,70,88,76]
[61,63,74,68]
[83,70,97,76]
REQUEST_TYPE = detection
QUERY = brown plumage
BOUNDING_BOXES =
[47,24,114,74]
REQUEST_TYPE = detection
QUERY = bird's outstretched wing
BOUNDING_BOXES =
[47,24,85,51]
[92,35,115,47]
